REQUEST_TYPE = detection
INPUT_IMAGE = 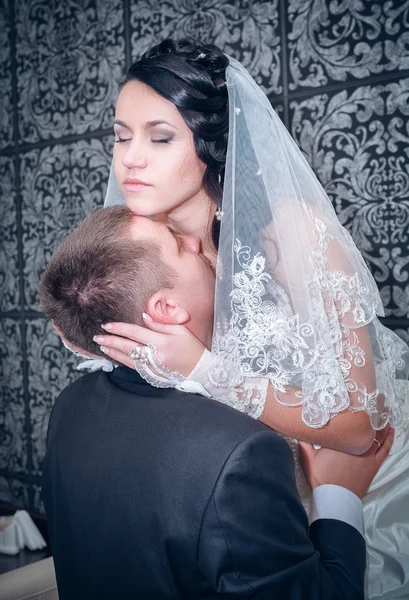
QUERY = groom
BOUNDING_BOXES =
[40,206,392,600]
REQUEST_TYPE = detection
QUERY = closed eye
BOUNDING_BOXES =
[152,138,173,144]
[114,136,131,143]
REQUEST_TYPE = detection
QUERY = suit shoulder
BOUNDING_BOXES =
[181,388,268,426]
[52,370,279,454]
[50,370,110,416]
[57,370,110,398]
[170,390,285,455]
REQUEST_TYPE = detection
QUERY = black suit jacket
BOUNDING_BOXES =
[42,367,366,599]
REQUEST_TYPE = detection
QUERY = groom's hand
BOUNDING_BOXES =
[298,425,394,499]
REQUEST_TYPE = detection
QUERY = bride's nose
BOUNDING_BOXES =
[121,141,147,169]
[182,235,201,254]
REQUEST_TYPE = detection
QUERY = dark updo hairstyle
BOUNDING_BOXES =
[123,38,229,249]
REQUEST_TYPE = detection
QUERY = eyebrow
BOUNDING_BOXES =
[114,119,177,130]
[146,120,177,130]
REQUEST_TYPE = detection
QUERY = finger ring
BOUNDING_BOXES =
[373,438,381,448]
[128,344,149,364]
[128,344,142,360]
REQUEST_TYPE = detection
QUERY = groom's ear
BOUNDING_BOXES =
[146,292,190,325]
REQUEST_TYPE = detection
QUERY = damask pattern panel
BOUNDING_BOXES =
[0,156,20,311]
[32,483,45,514]
[290,79,409,319]
[270,101,284,121]
[380,286,409,320]
[130,0,282,95]
[0,477,30,509]
[393,326,409,346]
[0,319,26,473]
[287,0,409,91]
[0,0,13,150]
[15,0,125,144]
[20,136,113,310]
[27,319,81,476]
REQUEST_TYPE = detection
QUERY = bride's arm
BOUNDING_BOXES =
[94,316,377,456]
[259,385,375,455]
[246,209,379,453]
[186,340,376,456]
[262,320,377,454]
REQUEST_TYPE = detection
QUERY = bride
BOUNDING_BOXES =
[80,38,408,599]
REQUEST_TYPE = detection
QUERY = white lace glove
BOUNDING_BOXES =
[183,349,268,419]
[69,339,267,420]
[77,358,115,372]
[61,339,115,372]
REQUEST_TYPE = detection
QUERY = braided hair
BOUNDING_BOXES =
[123,38,229,248]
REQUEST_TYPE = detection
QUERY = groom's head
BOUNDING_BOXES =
[40,206,215,356]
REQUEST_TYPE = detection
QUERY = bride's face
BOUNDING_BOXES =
[113,80,207,217]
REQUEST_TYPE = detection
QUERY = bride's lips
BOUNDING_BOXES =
[123,178,152,192]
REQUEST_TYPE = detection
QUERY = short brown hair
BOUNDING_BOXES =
[40,206,176,355]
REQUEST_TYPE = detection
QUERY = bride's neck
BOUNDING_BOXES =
[156,191,217,254]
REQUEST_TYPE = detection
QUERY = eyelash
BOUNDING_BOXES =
[114,137,172,144]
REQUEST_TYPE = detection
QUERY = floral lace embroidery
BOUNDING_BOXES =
[213,239,316,388]
[211,209,408,429]
[207,377,268,420]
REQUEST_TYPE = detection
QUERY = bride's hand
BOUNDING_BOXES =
[93,314,206,377]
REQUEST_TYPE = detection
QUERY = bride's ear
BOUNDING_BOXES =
[146,292,190,325]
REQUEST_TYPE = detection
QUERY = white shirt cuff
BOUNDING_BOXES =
[310,484,363,535]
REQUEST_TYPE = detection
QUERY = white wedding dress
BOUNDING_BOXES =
[363,419,409,600]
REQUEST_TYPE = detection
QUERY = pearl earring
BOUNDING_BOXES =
[215,207,224,221]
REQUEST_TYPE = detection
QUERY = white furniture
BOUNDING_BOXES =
[0,557,58,600]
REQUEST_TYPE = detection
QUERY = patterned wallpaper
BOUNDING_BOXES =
[0,0,408,512]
